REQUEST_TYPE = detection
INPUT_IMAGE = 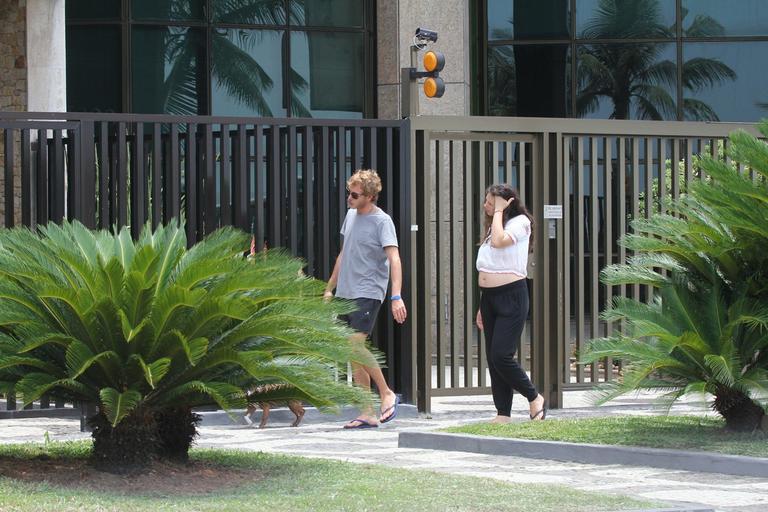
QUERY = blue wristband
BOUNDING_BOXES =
[390,295,401,301]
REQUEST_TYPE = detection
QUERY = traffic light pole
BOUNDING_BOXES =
[401,45,421,118]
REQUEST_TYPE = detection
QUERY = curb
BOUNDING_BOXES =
[398,431,768,478]
[198,402,419,427]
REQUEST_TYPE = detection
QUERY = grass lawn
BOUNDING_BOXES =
[0,441,659,512]
[444,415,768,457]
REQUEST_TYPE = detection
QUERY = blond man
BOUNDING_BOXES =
[324,169,407,428]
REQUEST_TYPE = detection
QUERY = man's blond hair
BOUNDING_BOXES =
[347,169,382,199]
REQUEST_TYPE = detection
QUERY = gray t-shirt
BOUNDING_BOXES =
[336,206,399,301]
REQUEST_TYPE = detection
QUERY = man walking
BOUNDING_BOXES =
[324,169,407,428]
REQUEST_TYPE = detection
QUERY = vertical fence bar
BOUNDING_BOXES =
[288,125,298,252]
[302,126,315,274]
[477,140,487,387]
[671,138,681,207]
[562,136,572,384]
[185,123,197,243]
[151,123,164,228]
[659,137,667,215]
[168,124,180,222]
[254,124,264,251]
[131,122,145,238]
[589,137,599,382]
[116,122,127,228]
[463,140,475,387]
[234,124,248,231]
[203,123,215,235]
[37,128,49,225]
[51,129,65,223]
[220,124,232,227]
[449,140,462,388]
[575,136,585,383]
[630,137,640,301]
[3,128,13,227]
[336,126,346,235]
[267,124,281,247]
[603,137,613,381]
[21,128,32,226]
[67,126,81,221]
[80,121,96,228]
[435,139,445,389]
[316,126,330,277]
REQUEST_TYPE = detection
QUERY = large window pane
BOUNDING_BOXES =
[682,0,768,37]
[683,42,767,122]
[132,27,205,114]
[488,44,570,117]
[66,0,120,20]
[576,0,676,39]
[576,43,677,120]
[132,0,204,22]
[488,0,569,40]
[290,32,364,118]
[212,0,285,25]
[291,0,364,27]
[66,26,122,112]
[211,29,286,117]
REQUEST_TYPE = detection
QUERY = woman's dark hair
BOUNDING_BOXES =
[480,184,534,251]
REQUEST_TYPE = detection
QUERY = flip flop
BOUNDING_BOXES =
[379,395,400,424]
[529,401,548,421]
[343,418,379,429]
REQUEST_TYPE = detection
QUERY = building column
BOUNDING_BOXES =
[376,0,471,119]
[26,0,66,112]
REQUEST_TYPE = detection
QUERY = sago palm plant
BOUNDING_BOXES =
[0,220,371,468]
[582,121,768,431]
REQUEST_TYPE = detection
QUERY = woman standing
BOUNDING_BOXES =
[476,184,546,423]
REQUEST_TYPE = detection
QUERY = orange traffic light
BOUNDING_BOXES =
[423,50,445,73]
[422,50,445,98]
[424,77,445,98]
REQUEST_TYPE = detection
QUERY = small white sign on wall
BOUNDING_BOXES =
[543,205,563,219]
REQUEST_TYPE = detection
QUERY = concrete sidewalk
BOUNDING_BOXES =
[1,391,767,511]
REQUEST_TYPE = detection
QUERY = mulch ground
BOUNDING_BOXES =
[0,455,261,496]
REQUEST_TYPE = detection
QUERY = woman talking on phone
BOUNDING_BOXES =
[476,184,546,423]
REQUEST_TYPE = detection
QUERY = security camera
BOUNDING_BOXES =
[415,27,438,43]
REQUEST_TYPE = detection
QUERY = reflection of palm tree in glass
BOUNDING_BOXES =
[488,45,517,116]
[161,0,311,117]
[577,0,736,120]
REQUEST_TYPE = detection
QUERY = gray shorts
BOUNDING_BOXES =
[340,297,382,336]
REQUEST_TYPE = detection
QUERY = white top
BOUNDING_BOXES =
[475,214,531,276]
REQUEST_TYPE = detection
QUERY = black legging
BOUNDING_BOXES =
[480,279,538,416]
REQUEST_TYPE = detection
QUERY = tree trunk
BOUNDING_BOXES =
[89,409,158,472]
[713,386,766,432]
[155,406,201,462]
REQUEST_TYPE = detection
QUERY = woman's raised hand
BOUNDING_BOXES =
[493,195,514,212]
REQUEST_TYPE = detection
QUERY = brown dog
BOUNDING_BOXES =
[243,385,305,428]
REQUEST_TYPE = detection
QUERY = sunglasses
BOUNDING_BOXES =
[347,191,363,200]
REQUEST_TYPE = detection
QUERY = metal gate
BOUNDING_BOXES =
[409,116,762,413]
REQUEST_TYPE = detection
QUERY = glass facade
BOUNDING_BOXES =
[482,0,768,121]
[66,0,374,117]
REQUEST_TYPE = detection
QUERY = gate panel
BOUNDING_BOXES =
[416,131,537,405]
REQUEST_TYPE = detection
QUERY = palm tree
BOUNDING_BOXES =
[576,0,736,120]
[582,121,768,431]
[0,221,371,468]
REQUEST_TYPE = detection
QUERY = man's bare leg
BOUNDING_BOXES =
[345,334,397,425]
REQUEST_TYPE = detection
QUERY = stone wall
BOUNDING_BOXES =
[0,0,27,112]
[0,0,27,227]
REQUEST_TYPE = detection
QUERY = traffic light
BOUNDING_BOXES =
[422,50,445,98]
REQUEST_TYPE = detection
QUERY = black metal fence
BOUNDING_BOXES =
[0,112,414,409]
